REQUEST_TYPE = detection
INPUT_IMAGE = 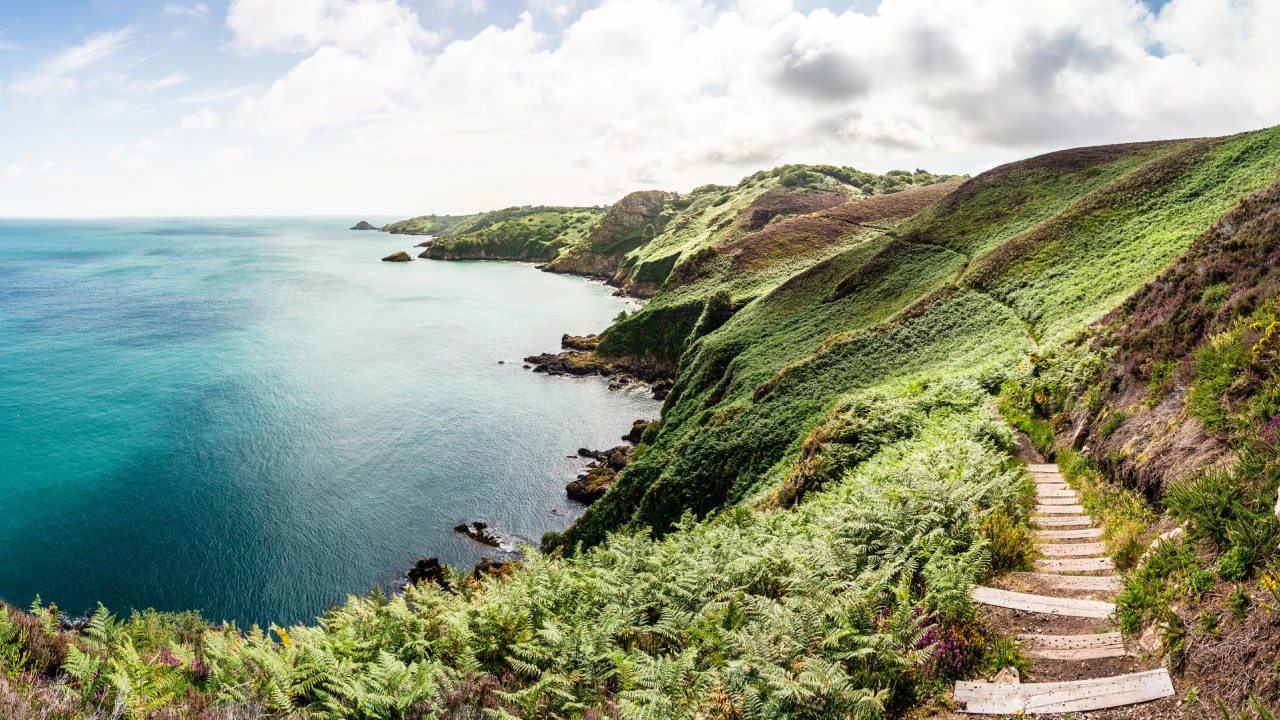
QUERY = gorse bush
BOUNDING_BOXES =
[0,405,1026,719]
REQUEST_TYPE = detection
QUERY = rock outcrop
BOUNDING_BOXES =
[406,556,451,591]
[350,220,379,230]
[453,521,500,547]
[381,251,413,262]
[567,445,635,504]
[543,190,675,283]
[622,419,651,444]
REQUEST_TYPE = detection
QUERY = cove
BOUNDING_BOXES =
[0,218,659,627]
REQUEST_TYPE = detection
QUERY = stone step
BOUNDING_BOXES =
[1036,557,1115,573]
[1036,527,1104,540]
[955,670,1174,714]
[1037,496,1081,505]
[1035,504,1084,514]
[1036,487,1076,498]
[1038,542,1107,557]
[1018,632,1127,660]
[1034,515,1094,527]
[971,586,1114,618]
[1005,572,1122,592]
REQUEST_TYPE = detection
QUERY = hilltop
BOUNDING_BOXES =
[8,128,1280,718]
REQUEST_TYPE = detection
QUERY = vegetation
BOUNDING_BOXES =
[2,395,1025,718]
[417,206,606,262]
[9,127,1280,716]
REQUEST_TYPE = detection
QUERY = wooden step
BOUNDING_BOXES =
[1035,504,1084,514]
[1037,496,1081,505]
[1006,572,1123,592]
[1017,632,1127,660]
[1031,473,1064,481]
[1027,464,1058,473]
[1036,557,1115,573]
[955,669,1174,714]
[1035,481,1070,490]
[971,586,1114,618]
[1036,487,1076,498]
[1037,527,1103,540]
[1034,515,1093,527]
[1038,542,1107,557]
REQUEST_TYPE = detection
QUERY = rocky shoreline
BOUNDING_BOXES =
[524,333,675,399]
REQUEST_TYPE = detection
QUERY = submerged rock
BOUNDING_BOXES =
[382,251,413,262]
[350,220,378,230]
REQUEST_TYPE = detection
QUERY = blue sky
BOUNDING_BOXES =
[0,0,1275,216]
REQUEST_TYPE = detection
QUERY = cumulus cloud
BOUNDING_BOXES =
[225,0,1279,195]
[2,164,25,181]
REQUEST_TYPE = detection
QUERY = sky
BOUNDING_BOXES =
[0,0,1276,217]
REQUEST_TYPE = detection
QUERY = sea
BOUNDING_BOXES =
[0,218,659,627]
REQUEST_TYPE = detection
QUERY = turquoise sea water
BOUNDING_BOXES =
[0,219,658,627]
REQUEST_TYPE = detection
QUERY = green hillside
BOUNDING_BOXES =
[6,128,1280,719]
[413,206,605,262]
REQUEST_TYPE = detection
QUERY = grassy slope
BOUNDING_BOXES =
[566,126,1280,550]
[417,206,606,262]
[7,134,1280,718]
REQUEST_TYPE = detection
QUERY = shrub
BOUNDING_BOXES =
[1225,584,1252,620]
[977,635,1028,677]
[979,507,1035,576]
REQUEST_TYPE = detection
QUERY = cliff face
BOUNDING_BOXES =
[543,190,675,282]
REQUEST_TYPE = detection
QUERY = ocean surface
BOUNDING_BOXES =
[0,218,658,627]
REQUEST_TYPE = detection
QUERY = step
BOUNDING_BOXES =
[1006,572,1123,592]
[1036,490,1076,500]
[1035,481,1070,489]
[1038,542,1108,557]
[1034,515,1094,527]
[1035,504,1084,514]
[1036,557,1115,573]
[1037,496,1081,505]
[1031,473,1064,481]
[1037,527,1104,540]
[1027,464,1058,473]
[971,586,1114,618]
[955,669,1174,714]
[1017,632,1127,660]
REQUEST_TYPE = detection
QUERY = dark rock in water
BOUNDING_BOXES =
[623,419,649,444]
[350,220,378,230]
[406,556,451,591]
[651,378,674,401]
[498,360,505,364]
[454,520,500,547]
[382,251,413,262]
[522,364,531,369]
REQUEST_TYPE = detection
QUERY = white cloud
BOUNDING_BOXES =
[176,84,262,104]
[179,108,220,131]
[6,0,1280,216]
[213,146,252,168]
[1,164,25,180]
[163,3,210,19]
[8,27,134,98]
[226,0,439,53]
